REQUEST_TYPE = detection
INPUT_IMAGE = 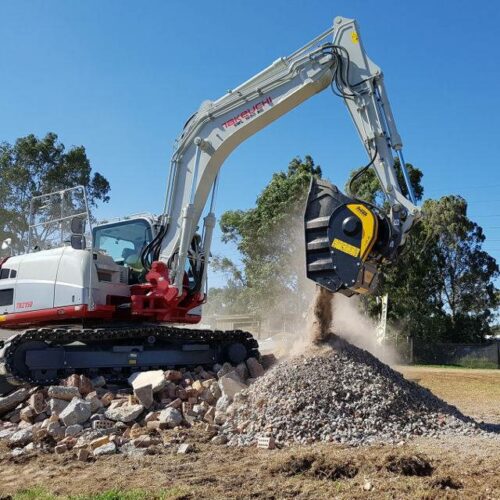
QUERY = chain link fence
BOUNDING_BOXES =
[412,340,500,369]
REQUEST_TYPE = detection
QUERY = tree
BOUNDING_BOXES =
[347,162,499,343]
[0,133,110,254]
[210,155,321,315]
[347,158,424,204]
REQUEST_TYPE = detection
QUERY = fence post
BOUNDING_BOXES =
[497,341,499,370]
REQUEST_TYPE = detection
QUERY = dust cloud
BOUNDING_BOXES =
[308,285,334,345]
[209,210,399,365]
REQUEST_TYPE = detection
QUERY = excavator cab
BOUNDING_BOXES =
[92,216,155,284]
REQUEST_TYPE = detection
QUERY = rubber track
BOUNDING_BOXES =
[0,325,260,386]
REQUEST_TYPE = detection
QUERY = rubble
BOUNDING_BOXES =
[128,370,166,393]
[246,357,265,378]
[48,398,69,416]
[0,388,30,416]
[94,442,116,456]
[177,443,194,454]
[28,392,45,414]
[59,398,91,426]
[220,337,500,447]
[9,427,33,447]
[0,357,263,458]
[159,407,182,428]
[105,404,144,423]
[6,341,485,457]
[134,384,153,409]
[48,386,80,401]
[218,374,247,401]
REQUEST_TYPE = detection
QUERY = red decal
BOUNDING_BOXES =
[16,301,33,309]
[222,96,273,129]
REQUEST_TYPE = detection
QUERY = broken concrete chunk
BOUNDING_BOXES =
[9,427,33,447]
[65,424,83,437]
[133,384,153,409]
[0,428,15,439]
[48,386,80,401]
[0,388,29,416]
[158,407,183,428]
[144,411,159,423]
[100,392,115,407]
[28,392,46,414]
[177,443,194,454]
[59,398,92,426]
[211,434,228,445]
[218,374,247,402]
[85,391,103,413]
[210,382,222,400]
[11,447,25,457]
[128,370,166,393]
[105,404,144,423]
[216,362,234,379]
[203,407,215,423]
[19,406,34,422]
[93,441,116,456]
[54,443,68,454]
[246,357,265,379]
[164,370,183,382]
[77,447,90,462]
[48,398,69,416]
[235,362,249,381]
[47,422,65,440]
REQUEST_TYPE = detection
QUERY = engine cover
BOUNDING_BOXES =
[304,178,384,296]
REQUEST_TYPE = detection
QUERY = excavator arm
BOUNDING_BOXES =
[137,16,420,319]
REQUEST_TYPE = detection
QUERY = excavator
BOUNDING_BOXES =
[0,17,420,391]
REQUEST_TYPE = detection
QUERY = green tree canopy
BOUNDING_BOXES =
[0,133,110,253]
[347,158,424,204]
[207,155,321,316]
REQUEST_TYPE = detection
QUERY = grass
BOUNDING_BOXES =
[460,358,498,369]
[398,364,500,420]
[13,487,192,500]
[410,362,499,370]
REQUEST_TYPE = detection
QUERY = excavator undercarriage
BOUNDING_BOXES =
[0,325,259,387]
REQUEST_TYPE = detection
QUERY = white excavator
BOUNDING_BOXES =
[0,17,420,388]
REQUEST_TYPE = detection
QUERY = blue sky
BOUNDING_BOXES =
[2,0,500,288]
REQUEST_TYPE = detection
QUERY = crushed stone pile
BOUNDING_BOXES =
[218,337,499,446]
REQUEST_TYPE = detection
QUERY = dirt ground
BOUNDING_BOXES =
[0,366,499,499]
[398,365,500,425]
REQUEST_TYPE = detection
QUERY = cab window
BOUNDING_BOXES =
[93,220,152,272]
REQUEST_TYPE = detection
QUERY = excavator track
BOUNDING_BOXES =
[0,325,260,389]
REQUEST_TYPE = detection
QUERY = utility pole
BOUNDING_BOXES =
[376,294,389,345]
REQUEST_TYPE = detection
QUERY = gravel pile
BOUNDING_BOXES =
[219,336,498,446]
